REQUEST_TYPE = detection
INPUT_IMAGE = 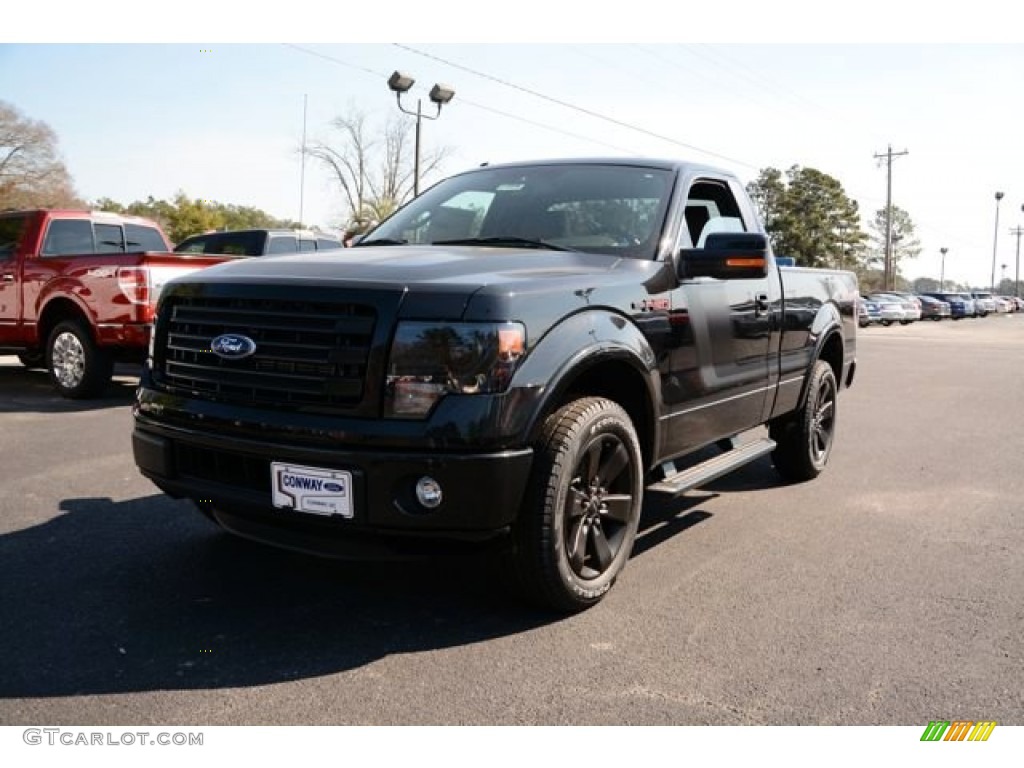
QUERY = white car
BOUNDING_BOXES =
[873,293,919,323]
[866,294,906,326]
[970,292,998,316]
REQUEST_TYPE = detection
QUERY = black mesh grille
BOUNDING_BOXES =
[155,296,376,412]
[175,443,271,494]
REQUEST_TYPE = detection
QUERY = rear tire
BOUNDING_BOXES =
[508,397,643,613]
[770,360,838,483]
[46,320,114,399]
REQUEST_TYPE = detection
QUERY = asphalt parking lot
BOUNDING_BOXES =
[1,315,1022,725]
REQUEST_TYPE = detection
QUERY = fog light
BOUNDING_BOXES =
[415,477,443,509]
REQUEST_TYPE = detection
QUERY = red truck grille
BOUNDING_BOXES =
[155,296,376,412]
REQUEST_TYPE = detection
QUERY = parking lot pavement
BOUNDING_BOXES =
[0,316,1022,725]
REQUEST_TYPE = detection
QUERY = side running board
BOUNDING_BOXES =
[648,437,776,496]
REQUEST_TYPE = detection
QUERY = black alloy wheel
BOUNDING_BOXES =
[770,360,838,482]
[509,397,643,612]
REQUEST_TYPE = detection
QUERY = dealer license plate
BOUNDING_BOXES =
[271,462,353,518]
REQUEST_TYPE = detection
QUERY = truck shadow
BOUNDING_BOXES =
[703,455,786,493]
[0,479,738,699]
[0,495,552,699]
[0,361,138,413]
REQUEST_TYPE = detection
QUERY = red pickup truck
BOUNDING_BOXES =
[0,209,231,398]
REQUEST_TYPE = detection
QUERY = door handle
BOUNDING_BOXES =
[1,273,14,282]
[754,293,770,316]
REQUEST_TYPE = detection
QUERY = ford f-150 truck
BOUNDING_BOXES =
[132,158,857,612]
[0,209,233,397]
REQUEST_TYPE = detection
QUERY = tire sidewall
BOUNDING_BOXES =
[804,362,837,473]
[46,320,110,399]
[545,402,643,605]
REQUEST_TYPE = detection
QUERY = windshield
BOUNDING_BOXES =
[360,163,674,260]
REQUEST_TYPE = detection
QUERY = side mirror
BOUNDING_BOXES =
[678,232,769,280]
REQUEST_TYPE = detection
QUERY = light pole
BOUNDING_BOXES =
[940,247,948,291]
[1012,204,1024,299]
[387,71,455,198]
[991,191,1004,292]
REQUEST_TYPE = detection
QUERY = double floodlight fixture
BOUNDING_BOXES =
[386,70,456,197]
[387,71,456,107]
[388,70,456,106]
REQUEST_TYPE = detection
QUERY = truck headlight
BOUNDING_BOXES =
[385,322,526,418]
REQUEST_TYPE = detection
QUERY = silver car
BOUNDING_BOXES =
[970,292,997,316]
[866,294,906,326]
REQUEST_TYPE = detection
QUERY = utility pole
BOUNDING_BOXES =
[299,94,308,226]
[1011,220,1024,298]
[874,145,909,290]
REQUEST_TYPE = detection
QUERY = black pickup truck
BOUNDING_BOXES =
[132,158,857,612]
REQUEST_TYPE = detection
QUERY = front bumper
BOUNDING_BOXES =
[133,419,533,555]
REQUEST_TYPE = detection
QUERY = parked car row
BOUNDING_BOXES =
[858,290,1023,327]
[174,228,343,256]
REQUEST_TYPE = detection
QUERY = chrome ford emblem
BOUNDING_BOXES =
[210,333,257,359]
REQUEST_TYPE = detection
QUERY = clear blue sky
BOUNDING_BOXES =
[3,15,1023,288]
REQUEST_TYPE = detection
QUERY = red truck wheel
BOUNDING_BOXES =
[46,320,114,399]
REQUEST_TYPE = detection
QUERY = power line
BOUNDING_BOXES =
[286,43,979,278]
[282,44,639,156]
[392,43,758,170]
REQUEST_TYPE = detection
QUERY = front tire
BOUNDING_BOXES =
[509,397,643,613]
[769,360,838,482]
[46,320,114,399]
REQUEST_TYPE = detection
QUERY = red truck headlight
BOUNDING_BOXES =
[384,322,526,418]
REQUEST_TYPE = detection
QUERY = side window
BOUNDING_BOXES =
[685,180,746,248]
[174,234,214,253]
[95,223,125,253]
[0,214,29,260]
[267,235,298,254]
[41,219,95,256]
[210,233,263,256]
[316,237,342,250]
[125,224,168,252]
[298,238,316,252]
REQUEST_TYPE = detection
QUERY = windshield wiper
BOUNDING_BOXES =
[432,236,576,252]
[355,237,408,246]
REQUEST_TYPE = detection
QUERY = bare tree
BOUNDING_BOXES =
[0,100,81,209]
[306,108,450,233]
